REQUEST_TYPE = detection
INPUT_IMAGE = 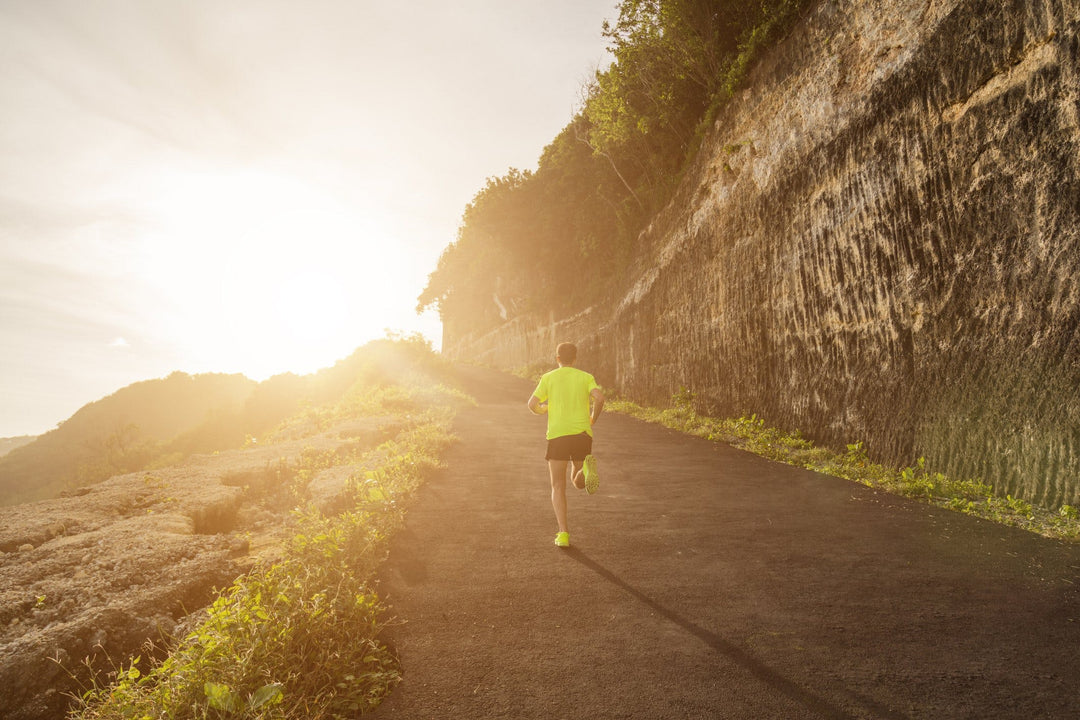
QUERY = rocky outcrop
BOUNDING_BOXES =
[444,0,1080,508]
[0,417,390,720]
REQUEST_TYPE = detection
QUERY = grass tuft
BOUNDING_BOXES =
[608,397,1080,542]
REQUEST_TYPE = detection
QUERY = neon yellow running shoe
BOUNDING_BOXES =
[554,531,570,548]
[582,454,599,494]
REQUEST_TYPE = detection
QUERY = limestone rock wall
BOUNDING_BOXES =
[445,0,1080,508]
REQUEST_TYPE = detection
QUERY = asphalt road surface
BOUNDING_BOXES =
[371,365,1080,719]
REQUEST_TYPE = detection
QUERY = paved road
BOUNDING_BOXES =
[371,365,1080,719]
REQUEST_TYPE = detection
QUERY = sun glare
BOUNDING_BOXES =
[138,168,413,379]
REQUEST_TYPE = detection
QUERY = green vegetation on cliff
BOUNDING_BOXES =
[417,0,811,333]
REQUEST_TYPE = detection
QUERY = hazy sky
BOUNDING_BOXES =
[0,0,617,437]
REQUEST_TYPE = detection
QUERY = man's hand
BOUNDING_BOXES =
[528,395,548,415]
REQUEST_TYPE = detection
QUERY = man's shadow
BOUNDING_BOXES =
[564,548,906,720]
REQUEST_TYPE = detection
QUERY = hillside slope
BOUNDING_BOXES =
[0,373,257,505]
[2,337,458,720]
[0,436,35,458]
[0,337,436,506]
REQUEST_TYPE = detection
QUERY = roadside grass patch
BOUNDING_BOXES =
[70,347,471,719]
[608,397,1080,542]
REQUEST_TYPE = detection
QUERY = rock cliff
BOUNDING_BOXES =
[443,0,1080,508]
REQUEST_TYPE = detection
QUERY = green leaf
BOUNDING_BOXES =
[204,682,242,713]
[250,683,284,709]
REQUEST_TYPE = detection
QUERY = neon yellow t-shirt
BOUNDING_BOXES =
[533,366,598,440]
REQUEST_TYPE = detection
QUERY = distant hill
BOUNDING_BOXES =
[0,372,257,505]
[0,436,36,458]
[0,337,440,506]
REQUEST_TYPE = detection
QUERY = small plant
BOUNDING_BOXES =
[673,386,696,409]
[845,441,867,465]
[1005,495,1033,519]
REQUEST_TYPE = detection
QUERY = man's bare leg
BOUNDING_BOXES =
[571,460,585,490]
[548,459,570,533]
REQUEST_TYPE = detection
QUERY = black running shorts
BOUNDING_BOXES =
[545,432,593,461]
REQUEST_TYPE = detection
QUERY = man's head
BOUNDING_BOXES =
[556,342,577,366]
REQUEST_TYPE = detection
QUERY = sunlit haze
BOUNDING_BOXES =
[0,0,616,437]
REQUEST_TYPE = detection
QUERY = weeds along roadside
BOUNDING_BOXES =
[604,393,1080,543]
[71,360,475,719]
[515,363,1079,539]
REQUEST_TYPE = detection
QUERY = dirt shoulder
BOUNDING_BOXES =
[373,364,1080,719]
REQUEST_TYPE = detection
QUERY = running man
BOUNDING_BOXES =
[527,342,605,548]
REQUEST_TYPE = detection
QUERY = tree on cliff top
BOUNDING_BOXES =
[418,0,811,335]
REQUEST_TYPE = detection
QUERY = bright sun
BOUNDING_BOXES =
[139,168,413,379]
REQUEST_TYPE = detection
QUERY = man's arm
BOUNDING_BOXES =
[590,387,605,425]
[528,395,548,415]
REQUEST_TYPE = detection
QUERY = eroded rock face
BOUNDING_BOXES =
[0,418,390,720]
[445,0,1080,508]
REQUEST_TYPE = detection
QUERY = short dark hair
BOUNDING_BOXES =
[556,342,577,364]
